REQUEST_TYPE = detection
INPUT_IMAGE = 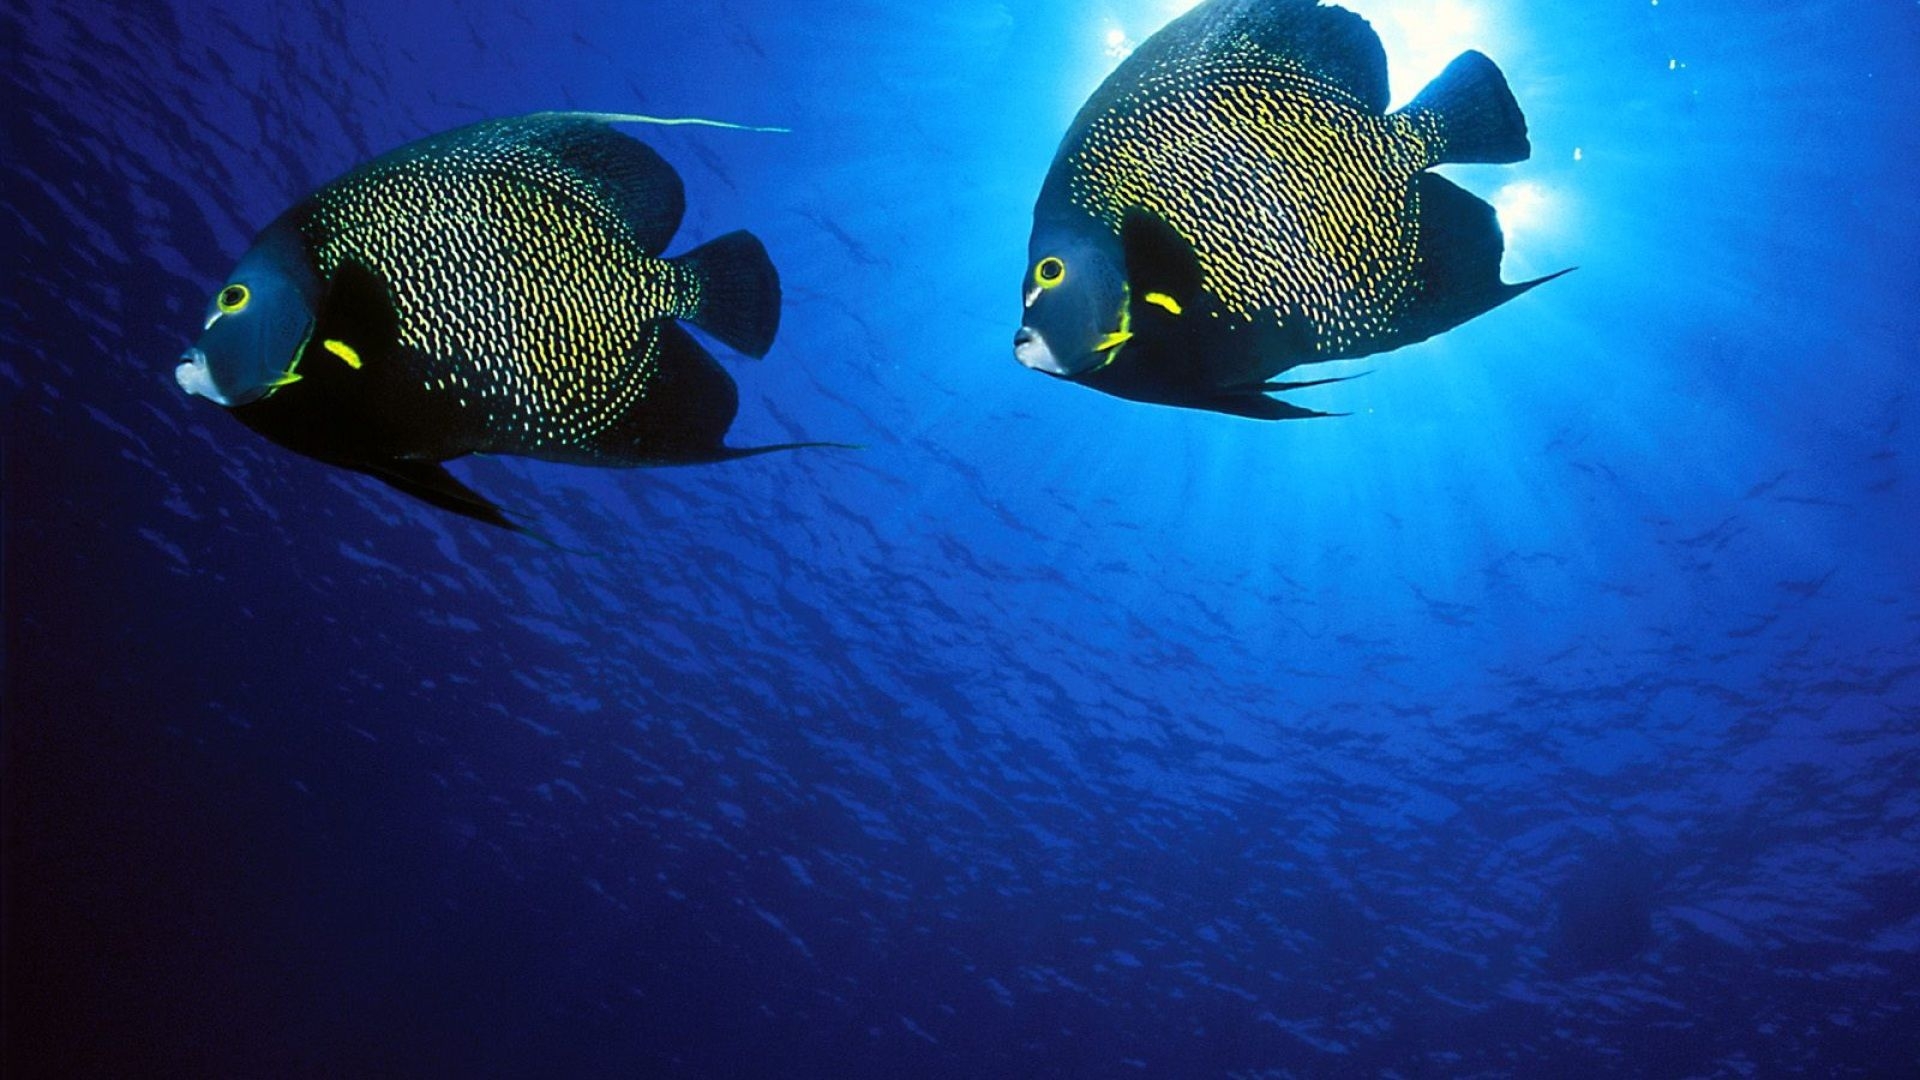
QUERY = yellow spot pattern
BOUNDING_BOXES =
[1067,58,1446,357]
[302,128,701,454]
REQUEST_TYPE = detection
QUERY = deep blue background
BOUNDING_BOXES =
[5,0,1917,1075]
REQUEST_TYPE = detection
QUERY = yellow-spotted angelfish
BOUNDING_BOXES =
[176,112,848,531]
[1013,0,1570,419]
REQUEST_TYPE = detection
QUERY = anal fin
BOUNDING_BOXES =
[1198,393,1342,422]
[1401,173,1569,343]
[359,460,525,533]
[603,323,853,464]
[581,322,742,463]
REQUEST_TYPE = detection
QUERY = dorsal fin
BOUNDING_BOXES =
[1112,0,1390,114]
[487,115,687,255]
[347,114,689,255]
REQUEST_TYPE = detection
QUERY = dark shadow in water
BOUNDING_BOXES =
[1551,841,1658,973]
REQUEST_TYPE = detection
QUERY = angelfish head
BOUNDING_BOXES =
[176,225,321,407]
[1013,222,1129,379]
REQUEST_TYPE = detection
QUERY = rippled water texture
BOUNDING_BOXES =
[5,1,1917,1075]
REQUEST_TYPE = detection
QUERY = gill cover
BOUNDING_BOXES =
[177,223,321,406]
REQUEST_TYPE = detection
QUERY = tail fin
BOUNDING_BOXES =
[673,230,782,358]
[1404,50,1530,165]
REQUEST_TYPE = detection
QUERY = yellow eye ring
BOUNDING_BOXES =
[1034,257,1066,289]
[217,284,250,314]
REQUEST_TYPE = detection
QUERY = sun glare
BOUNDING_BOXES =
[1492,180,1563,254]
[1338,0,1494,105]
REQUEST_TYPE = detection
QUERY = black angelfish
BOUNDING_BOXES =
[1013,0,1570,420]
[176,112,846,531]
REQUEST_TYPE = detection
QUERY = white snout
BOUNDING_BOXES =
[175,348,234,405]
[1013,326,1069,375]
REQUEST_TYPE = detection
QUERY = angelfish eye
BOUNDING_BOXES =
[217,284,251,314]
[1034,257,1067,288]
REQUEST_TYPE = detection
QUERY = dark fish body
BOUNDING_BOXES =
[179,113,831,531]
[1014,0,1567,419]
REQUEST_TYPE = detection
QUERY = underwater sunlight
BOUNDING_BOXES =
[5,0,1916,1076]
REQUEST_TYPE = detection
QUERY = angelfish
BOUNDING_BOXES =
[1014,0,1569,419]
[177,112,845,531]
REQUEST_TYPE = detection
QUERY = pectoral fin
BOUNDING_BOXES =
[304,257,401,373]
[1120,208,1204,312]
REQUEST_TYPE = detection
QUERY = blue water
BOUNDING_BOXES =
[5,1,1917,1075]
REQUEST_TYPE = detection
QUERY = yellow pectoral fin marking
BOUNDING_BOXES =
[1088,288,1136,368]
[266,370,303,389]
[1143,292,1183,316]
[323,339,363,369]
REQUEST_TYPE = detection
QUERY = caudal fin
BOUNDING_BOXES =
[673,230,782,358]
[1404,50,1529,165]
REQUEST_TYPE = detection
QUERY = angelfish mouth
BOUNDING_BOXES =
[1013,326,1071,376]
[175,348,237,406]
